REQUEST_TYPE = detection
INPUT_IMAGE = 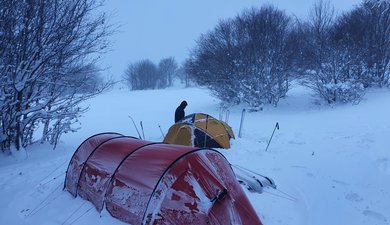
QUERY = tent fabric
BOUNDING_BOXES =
[77,137,152,211]
[163,113,235,149]
[164,123,193,146]
[64,133,262,225]
[64,132,124,197]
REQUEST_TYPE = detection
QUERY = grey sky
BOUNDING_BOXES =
[102,0,362,78]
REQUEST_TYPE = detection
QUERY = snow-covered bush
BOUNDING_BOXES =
[297,0,388,104]
[306,76,365,104]
[186,6,293,107]
[332,0,390,88]
[0,0,112,151]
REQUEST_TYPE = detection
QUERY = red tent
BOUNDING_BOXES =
[64,133,262,225]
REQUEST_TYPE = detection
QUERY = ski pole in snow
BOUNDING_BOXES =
[219,108,230,123]
[238,109,246,138]
[128,115,141,139]
[158,124,165,139]
[225,109,230,123]
[265,122,279,152]
[140,121,145,140]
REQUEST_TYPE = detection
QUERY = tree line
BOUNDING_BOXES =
[185,0,389,108]
[123,57,176,90]
[122,57,191,90]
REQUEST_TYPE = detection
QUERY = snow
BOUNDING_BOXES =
[0,83,389,225]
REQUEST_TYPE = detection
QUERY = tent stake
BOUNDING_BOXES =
[265,122,279,151]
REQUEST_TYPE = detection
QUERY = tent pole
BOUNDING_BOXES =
[204,115,208,147]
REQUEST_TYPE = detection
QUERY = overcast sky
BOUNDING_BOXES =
[102,0,362,78]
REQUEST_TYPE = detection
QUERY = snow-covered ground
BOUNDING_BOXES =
[0,84,389,225]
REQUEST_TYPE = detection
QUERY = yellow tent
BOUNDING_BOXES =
[163,113,235,149]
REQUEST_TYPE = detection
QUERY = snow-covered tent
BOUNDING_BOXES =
[164,113,235,149]
[64,133,262,225]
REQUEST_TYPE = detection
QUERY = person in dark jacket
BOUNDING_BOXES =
[175,100,187,123]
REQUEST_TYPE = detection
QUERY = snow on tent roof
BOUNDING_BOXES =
[164,113,235,149]
[64,133,262,225]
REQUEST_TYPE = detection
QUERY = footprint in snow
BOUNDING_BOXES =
[288,132,306,145]
[332,179,349,186]
[288,140,306,145]
[345,192,363,202]
[374,158,389,175]
[306,172,314,177]
[357,138,375,150]
[291,165,306,169]
[362,210,388,223]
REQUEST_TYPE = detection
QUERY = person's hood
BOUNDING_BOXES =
[180,101,188,108]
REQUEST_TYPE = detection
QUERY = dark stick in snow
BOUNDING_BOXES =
[265,122,279,151]
[238,109,246,138]
[140,121,145,140]
[158,125,165,139]
[128,115,142,139]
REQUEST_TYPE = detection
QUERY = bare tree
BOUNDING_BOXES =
[124,59,159,90]
[124,57,179,90]
[299,0,389,104]
[298,0,365,104]
[0,0,112,151]
[186,18,240,104]
[176,65,192,87]
[351,0,390,87]
[157,57,178,88]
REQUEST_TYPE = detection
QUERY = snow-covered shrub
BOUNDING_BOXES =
[186,6,293,107]
[0,0,112,151]
[333,0,390,88]
[303,61,366,104]
[313,79,365,104]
